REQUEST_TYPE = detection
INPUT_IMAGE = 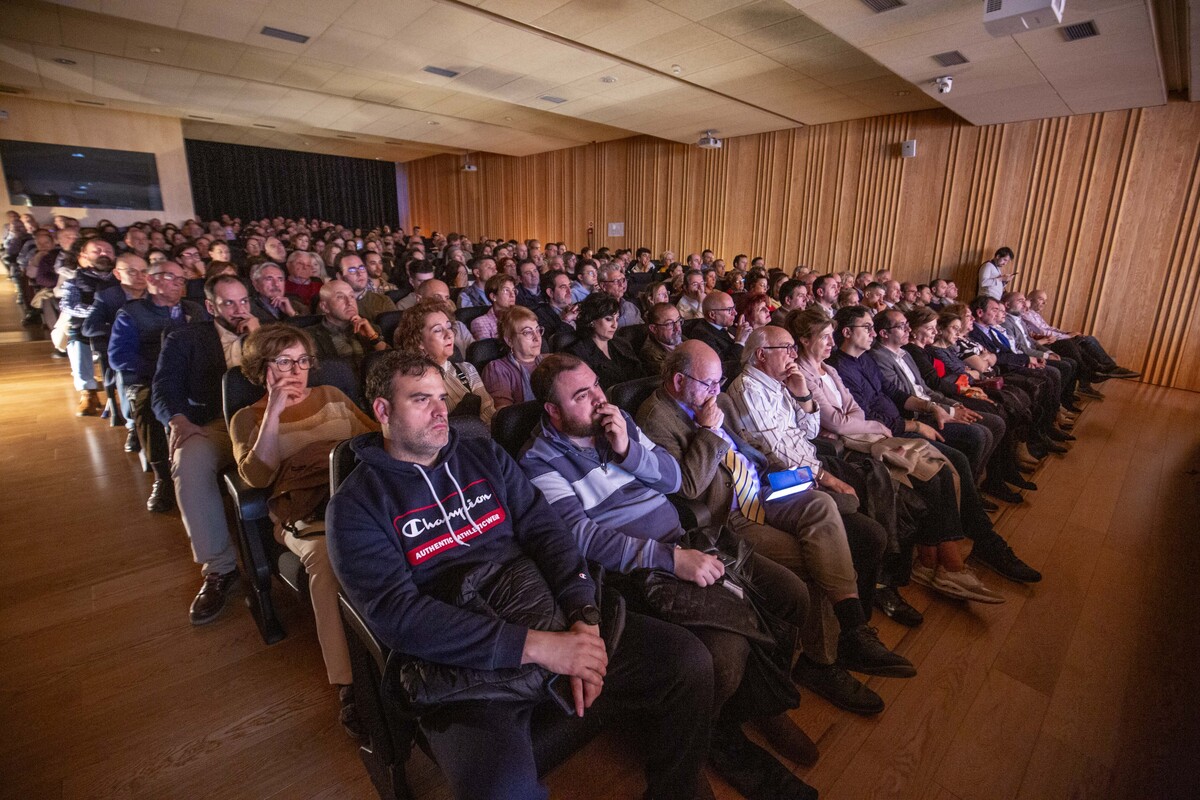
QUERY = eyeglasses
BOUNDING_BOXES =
[600,277,627,286]
[517,326,544,339]
[846,324,874,331]
[681,372,721,393]
[343,266,367,275]
[651,319,682,328]
[710,306,735,314]
[760,343,798,354]
[269,355,317,371]
[150,273,185,284]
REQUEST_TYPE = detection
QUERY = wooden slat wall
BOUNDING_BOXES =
[407,103,1200,392]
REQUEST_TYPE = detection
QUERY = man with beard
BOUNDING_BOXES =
[153,275,258,623]
[641,302,683,373]
[60,236,118,415]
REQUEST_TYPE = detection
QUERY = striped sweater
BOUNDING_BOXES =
[519,412,684,573]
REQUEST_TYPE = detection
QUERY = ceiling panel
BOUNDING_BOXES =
[0,0,1176,165]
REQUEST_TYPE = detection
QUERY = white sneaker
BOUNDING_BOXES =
[933,566,1006,604]
[910,561,937,590]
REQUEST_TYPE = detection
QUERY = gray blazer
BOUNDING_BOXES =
[868,345,954,408]
[1000,313,1051,359]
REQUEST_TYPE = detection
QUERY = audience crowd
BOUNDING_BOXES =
[3,209,1142,800]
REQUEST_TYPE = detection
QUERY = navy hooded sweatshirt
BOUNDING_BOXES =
[327,430,595,672]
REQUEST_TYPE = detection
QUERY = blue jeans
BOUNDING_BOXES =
[67,337,98,391]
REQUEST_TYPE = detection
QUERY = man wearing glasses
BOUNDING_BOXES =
[688,291,751,362]
[337,252,394,323]
[84,253,150,443]
[641,302,684,373]
[597,263,642,327]
[637,340,909,719]
[153,275,260,624]
[109,261,208,513]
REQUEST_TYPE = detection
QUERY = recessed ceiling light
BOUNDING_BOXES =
[503,116,512,121]
[671,64,682,75]
[149,47,162,54]
[600,75,617,83]
[54,58,76,65]
[427,120,440,126]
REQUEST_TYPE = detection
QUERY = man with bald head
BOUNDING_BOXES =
[337,252,394,323]
[309,279,387,375]
[1022,288,1138,383]
[883,280,902,309]
[637,340,906,717]
[686,290,751,362]
[725,327,912,681]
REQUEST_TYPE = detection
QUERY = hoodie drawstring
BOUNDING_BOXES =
[414,464,472,548]
[444,464,485,539]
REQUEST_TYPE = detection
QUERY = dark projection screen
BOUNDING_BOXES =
[0,140,164,210]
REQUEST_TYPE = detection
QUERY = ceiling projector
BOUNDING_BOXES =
[697,130,722,149]
[983,0,1064,36]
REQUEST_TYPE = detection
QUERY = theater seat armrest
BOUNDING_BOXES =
[813,437,844,459]
[668,494,711,531]
[222,468,271,521]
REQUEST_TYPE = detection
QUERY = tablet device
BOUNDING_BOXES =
[764,466,815,501]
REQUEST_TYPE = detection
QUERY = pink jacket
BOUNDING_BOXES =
[795,358,891,438]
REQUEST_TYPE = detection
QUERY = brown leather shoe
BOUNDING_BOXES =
[752,712,819,767]
[76,390,102,416]
[189,570,240,625]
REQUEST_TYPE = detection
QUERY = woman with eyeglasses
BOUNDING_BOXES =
[395,297,496,425]
[482,305,546,410]
[566,292,644,390]
[230,324,378,740]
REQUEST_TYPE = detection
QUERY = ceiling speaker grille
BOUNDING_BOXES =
[859,0,906,11]
[538,95,567,104]
[932,50,969,67]
[422,66,459,78]
[985,0,1002,12]
[1061,20,1099,41]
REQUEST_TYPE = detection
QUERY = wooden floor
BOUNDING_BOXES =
[2,277,1198,800]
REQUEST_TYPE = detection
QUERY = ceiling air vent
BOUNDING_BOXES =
[1061,20,1099,41]
[253,123,277,128]
[538,95,567,104]
[932,50,969,67]
[187,114,214,121]
[337,134,357,139]
[261,26,309,44]
[74,99,106,106]
[422,65,460,78]
[986,0,1002,12]
[859,0,906,12]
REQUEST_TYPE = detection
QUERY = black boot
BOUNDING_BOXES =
[708,724,818,800]
[147,462,176,513]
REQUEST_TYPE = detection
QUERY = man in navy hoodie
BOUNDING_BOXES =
[327,351,714,800]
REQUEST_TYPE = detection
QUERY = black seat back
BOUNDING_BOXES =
[378,310,403,346]
[608,376,659,415]
[466,338,506,374]
[492,401,542,460]
[455,305,490,327]
[614,323,648,354]
[550,330,577,353]
[286,314,323,328]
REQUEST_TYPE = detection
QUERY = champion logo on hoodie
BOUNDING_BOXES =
[393,478,506,565]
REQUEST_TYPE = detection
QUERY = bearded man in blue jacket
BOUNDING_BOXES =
[327,351,714,800]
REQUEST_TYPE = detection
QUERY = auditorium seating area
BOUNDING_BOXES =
[2,213,1198,800]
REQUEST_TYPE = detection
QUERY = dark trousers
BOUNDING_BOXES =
[126,383,168,464]
[693,552,808,718]
[419,611,714,800]
[1050,335,1117,379]
[1000,369,1058,434]
[937,418,995,479]
[920,438,1008,553]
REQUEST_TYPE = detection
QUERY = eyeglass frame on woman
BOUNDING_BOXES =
[268,355,318,372]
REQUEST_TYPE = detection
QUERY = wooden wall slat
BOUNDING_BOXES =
[406,104,1200,392]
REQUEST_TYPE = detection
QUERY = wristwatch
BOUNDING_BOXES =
[568,604,601,627]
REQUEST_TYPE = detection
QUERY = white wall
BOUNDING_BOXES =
[0,96,195,228]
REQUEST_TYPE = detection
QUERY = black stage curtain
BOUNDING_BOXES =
[184,139,398,229]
